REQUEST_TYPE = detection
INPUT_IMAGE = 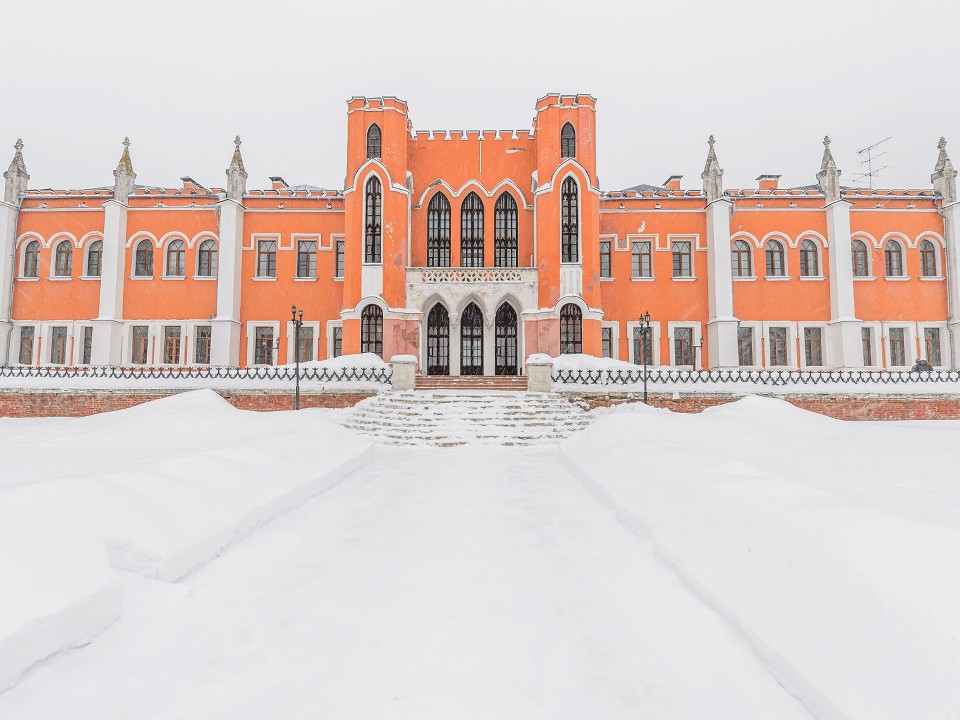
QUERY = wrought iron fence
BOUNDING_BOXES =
[553,366,960,387]
[0,364,392,384]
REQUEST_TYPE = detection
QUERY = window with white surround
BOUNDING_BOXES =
[559,303,582,354]
[131,325,150,364]
[257,240,277,278]
[768,326,789,366]
[49,326,68,364]
[632,241,652,278]
[919,240,939,278]
[328,322,343,359]
[732,240,752,278]
[335,240,344,278]
[737,326,755,366]
[888,326,907,367]
[862,326,874,367]
[296,239,317,279]
[884,240,905,277]
[254,326,275,365]
[599,241,612,278]
[162,326,182,364]
[922,326,944,366]
[364,177,382,263]
[561,177,579,263]
[799,239,820,277]
[803,326,824,367]
[18,326,36,365]
[673,326,695,366]
[165,239,185,277]
[134,239,154,277]
[195,325,211,364]
[197,239,218,277]
[672,241,692,278]
[22,240,40,278]
[86,240,103,277]
[765,240,786,277]
[601,323,618,359]
[627,321,661,366]
[851,239,870,277]
[53,240,72,277]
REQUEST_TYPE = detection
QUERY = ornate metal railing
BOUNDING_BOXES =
[0,365,392,384]
[553,367,960,387]
[415,268,531,283]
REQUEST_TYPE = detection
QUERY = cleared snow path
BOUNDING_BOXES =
[0,445,809,720]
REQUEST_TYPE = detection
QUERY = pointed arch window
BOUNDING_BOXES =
[494,192,518,268]
[799,239,819,277]
[135,239,154,277]
[54,240,73,277]
[22,240,40,278]
[426,193,451,267]
[460,303,484,375]
[426,303,450,375]
[560,303,582,354]
[364,177,382,263]
[495,302,518,375]
[561,177,579,263]
[561,122,576,159]
[86,240,102,277]
[920,239,938,277]
[165,239,185,277]
[366,124,381,160]
[197,239,218,277]
[732,239,752,277]
[361,304,383,357]
[884,239,904,277]
[765,239,785,277]
[460,192,484,268]
[851,239,869,277]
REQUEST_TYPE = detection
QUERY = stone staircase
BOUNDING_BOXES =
[415,375,528,391]
[339,391,591,447]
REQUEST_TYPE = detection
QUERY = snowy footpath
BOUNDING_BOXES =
[0,444,808,719]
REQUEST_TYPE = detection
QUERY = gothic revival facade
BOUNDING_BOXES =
[1,94,959,372]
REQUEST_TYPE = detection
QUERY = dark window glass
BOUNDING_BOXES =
[297,240,317,278]
[460,192,484,268]
[494,192,518,268]
[495,303,518,375]
[920,240,938,277]
[924,327,942,366]
[54,241,73,277]
[672,241,692,278]
[18,326,35,364]
[633,326,654,365]
[559,303,582,354]
[601,327,613,358]
[364,177,382,263]
[333,327,343,358]
[765,240,785,277]
[460,303,484,374]
[768,327,788,366]
[737,326,754,366]
[135,240,154,277]
[674,327,694,366]
[732,240,752,277]
[86,240,102,277]
[335,240,344,278]
[257,240,277,278]
[361,305,383,357]
[50,326,68,364]
[889,327,906,366]
[81,326,93,365]
[426,304,450,375]
[862,327,873,366]
[254,327,275,365]
[799,239,819,277]
[632,241,652,278]
[166,239,185,277]
[804,327,823,366]
[427,193,451,267]
[561,178,579,263]
[163,326,181,364]
[198,240,218,277]
[195,325,211,365]
[560,122,576,159]
[852,240,869,277]
[366,124,381,160]
[132,326,150,364]
[599,241,612,278]
[885,241,904,277]
[23,241,40,278]
[296,326,314,362]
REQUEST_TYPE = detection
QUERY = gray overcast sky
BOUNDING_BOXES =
[2,0,957,194]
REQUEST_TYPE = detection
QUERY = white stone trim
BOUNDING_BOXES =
[667,321,703,368]
[625,320,662,365]
[761,321,798,369]
[285,320,321,363]
[245,320,281,367]
[797,321,829,369]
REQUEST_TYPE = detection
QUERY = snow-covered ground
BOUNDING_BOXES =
[1,390,958,718]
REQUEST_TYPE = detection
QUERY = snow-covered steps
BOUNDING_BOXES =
[339,390,591,446]
[414,375,528,391]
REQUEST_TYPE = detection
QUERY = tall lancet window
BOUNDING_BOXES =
[494,192,518,268]
[364,177,382,263]
[426,193,451,267]
[460,192,484,268]
[561,177,579,263]
[366,124,381,160]
[561,122,576,159]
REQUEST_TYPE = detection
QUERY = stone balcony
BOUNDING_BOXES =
[405,267,539,316]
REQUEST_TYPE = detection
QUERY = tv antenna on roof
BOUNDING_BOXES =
[852,136,892,189]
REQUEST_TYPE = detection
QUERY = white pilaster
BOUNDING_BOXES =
[705,198,739,367]
[483,317,496,375]
[0,201,18,363]
[942,202,960,369]
[91,200,128,365]
[824,199,863,368]
[211,198,244,366]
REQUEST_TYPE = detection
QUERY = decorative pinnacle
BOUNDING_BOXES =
[235,135,242,149]
[14,138,23,153]
[123,136,130,149]
[823,135,831,147]
[708,135,715,148]
[939,136,947,152]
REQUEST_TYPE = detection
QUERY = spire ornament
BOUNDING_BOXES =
[3,138,30,204]
[226,135,248,201]
[701,135,723,203]
[113,136,136,203]
[816,135,841,203]
[931,136,957,204]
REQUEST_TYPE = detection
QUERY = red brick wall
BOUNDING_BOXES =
[0,390,375,418]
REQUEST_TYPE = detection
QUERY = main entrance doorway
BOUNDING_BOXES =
[426,304,450,375]
[460,303,484,375]
[495,303,518,375]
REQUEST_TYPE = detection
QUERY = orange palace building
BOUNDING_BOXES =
[1,94,959,373]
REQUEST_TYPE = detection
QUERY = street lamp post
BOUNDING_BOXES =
[639,311,651,404]
[291,305,304,410]
[693,336,705,371]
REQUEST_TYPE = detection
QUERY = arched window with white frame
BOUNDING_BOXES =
[364,177,382,263]
[54,240,73,277]
[361,304,383,357]
[799,239,819,277]
[851,239,869,277]
[86,240,103,277]
[560,303,582,354]
[22,240,40,278]
[884,239,904,277]
[197,239,218,277]
[919,239,939,277]
[165,239,185,277]
[135,239,154,277]
[765,239,785,277]
[561,177,579,263]
[731,239,752,277]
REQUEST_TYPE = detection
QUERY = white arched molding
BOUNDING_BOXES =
[760,230,794,249]
[797,230,829,249]
[551,294,604,321]
[125,231,160,249]
[414,178,530,208]
[731,230,761,250]
[851,231,879,250]
[916,231,947,251]
[48,231,80,249]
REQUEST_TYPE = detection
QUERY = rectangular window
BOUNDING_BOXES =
[49,326,68,365]
[889,327,906,367]
[81,326,93,365]
[195,325,212,365]
[296,327,315,363]
[803,327,823,367]
[132,326,150,365]
[924,327,942,366]
[335,240,344,279]
[862,327,873,366]
[632,327,654,365]
[296,240,317,279]
[254,327,274,365]
[18,326,35,365]
[162,326,181,365]
[601,327,613,358]
[599,241,612,279]
[332,326,343,358]
[257,240,277,278]
[674,327,694,366]
[672,241,692,278]
[737,326,754,366]
[632,241,652,278]
[768,327,788,367]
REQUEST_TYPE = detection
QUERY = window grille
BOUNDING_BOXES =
[132,326,150,364]
[765,240,785,277]
[732,240,752,277]
[366,124,381,160]
[361,305,383,357]
[601,327,613,358]
[364,177,382,263]
[674,327,694,366]
[889,327,906,366]
[804,327,823,366]
[23,241,40,278]
[924,327,942,366]
[851,240,869,277]
[135,240,154,277]
[166,239,185,277]
[81,326,93,365]
[799,239,819,277]
[427,193,451,267]
[633,326,654,365]
[254,327,275,365]
[195,325,211,365]
[297,240,317,278]
[426,304,450,375]
[885,241,904,277]
[599,241,612,278]
[54,241,72,277]
[332,326,343,358]
[296,326,314,362]
[861,327,873,366]
[559,303,582,355]
[632,241,652,278]
[86,240,102,277]
[163,326,181,364]
[920,240,938,277]
[18,326,34,365]
[672,241,692,278]
[768,327,788,366]
[460,192,484,268]
[561,178,579,263]
[335,240,344,278]
[50,326,68,364]
[494,193,518,268]
[495,303,518,375]
[460,303,484,374]
[257,240,277,278]
[560,122,576,159]
[198,240,217,277]
[737,326,754,366]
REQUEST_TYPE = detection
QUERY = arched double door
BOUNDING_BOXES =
[424,301,519,376]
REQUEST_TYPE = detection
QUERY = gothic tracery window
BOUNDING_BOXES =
[561,177,579,263]
[365,177,382,263]
[366,124,381,160]
[561,122,576,159]
[494,192,518,268]
[427,193,451,267]
[560,303,582,354]
[460,192,484,268]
